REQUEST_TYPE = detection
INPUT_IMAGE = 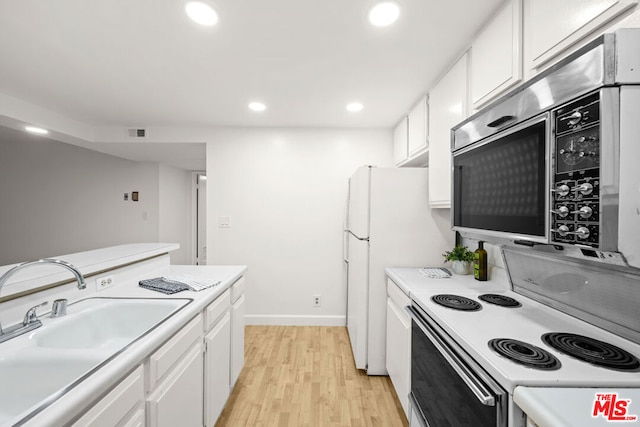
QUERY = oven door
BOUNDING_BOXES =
[406,303,508,427]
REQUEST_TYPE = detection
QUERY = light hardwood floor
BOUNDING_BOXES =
[215,325,408,427]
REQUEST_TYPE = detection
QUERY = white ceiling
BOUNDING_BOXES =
[0,0,503,167]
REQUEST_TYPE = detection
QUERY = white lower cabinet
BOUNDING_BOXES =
[72,366,144,427]
[146,343,204,427]
[230,277,246,387]
[385,279,411,418]
[65,275,246,427]
[204,295,232,426]
[120,406,145,427]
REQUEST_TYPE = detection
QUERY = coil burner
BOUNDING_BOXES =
[489,338,561,370]
[542,333,640,371]
[478,294,522,308]
[430,294,482,311]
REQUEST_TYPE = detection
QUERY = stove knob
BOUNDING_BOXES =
[567,111,583,126]
[572,226,590,240]
[551,206,570,218]
[576,182,594,196]
[572,206,593,219]
[552,184,570,198]
[551,225,570,237]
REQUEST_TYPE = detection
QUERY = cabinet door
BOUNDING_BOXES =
[205,311,231,427]
[386,298,411,418]
[147,314,203,391]
[393,116,409,165]
[147,343,204,427]
[471,0,522,108]
[72,366,144,427]
[231,293,246,387]
[525,0,637,70]
[428,53,468,208]
[408,96,428,156]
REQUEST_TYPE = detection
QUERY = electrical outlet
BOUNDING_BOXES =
[96,274,115,291]
[313,295,321,308]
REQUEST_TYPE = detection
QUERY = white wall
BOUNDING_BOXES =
[0,127,192,266]
[206,128,393,325]
[158,164,193,265]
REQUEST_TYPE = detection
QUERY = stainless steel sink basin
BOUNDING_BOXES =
[0,297,191,426]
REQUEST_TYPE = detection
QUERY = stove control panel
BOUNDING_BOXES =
[551,92,601,247]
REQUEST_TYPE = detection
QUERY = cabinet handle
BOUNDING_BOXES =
[487,115,516,128]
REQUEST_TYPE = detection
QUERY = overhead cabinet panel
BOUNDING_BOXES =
[525,0,638,70]
[428,53,468,208]
[471,0,522,108]
[393,116,409,165]
[408,96,428,156]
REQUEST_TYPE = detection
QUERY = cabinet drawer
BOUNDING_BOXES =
[120,406,145,427]
[231,276,245,304]
[204,289,230,332]
[147,314,203,391]
[72,365,144,427]
[387,278,410,310]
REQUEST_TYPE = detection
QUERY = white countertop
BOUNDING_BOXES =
[385,265,511,297]
[514,387,640,426]
[1,256,246,427]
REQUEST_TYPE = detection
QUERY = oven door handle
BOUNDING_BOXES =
[406,305,496,407]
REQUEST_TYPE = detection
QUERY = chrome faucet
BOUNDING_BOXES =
[0,258,87,291]
[0,258,86,343]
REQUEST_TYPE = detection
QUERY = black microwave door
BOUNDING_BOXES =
[453,120,547,238]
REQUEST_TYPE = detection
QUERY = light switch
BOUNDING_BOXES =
[219,216,231,228]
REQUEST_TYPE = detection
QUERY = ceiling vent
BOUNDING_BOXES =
[128,128,147,138]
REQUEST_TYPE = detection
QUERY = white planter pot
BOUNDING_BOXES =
[451,260,472,275]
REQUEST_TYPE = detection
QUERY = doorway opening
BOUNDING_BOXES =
[192,172,207,265]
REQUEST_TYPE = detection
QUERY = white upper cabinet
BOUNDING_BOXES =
[408,95,428,157]
[393,116,409,165]
[524,0,638,71]
[428,53,468,208]
[471,0,522,109]
[394,96,429,167]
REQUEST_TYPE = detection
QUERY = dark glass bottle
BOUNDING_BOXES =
[474,241,488,281]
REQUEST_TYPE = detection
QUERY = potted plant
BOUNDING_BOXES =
[442,245,474,275]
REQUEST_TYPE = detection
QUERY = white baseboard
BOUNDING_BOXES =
[245,314,346,326]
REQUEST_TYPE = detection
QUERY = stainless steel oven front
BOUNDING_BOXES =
[406,303,508,427]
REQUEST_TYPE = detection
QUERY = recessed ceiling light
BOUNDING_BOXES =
[25,126,48,135]
[185,2,219,26]
[248,102,266,112]
[346,102,364,112]
[368,1,400,27]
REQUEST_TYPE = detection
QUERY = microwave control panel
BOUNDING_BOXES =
[551,92,601,247]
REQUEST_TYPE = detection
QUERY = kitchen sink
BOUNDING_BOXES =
[0,297,191,426]
[34,297,190,350]
[0,353,102,424]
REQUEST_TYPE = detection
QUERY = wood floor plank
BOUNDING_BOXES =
[215,326,408,427]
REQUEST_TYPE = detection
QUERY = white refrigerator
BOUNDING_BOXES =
[344,166,453,375]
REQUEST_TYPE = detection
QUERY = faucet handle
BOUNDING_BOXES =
[51,299,68,318]
[23,301,48,325]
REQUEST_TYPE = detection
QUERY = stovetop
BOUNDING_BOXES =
[408,277,640,393]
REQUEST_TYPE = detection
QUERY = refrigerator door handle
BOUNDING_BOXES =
[347,230,369,241]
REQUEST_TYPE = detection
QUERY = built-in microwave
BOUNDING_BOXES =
[451,29,640,270]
